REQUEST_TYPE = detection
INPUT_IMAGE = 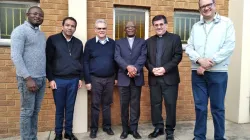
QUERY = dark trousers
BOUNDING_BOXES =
[53,78,79,134]
[90,75,115,131]
[192,71,227,140]
[118,79,142,132]
[149,77,178,133]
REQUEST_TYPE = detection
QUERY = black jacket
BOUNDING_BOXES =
[46,33,84,81]
[145,32,183,85]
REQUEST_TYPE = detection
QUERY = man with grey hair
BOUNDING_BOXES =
[11,6,46,140]
[83,19,117,138]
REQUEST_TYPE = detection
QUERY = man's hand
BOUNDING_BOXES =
[85,83,91,91]
[197,58,214,69]
[197,66,206,75]
[78,80,83,89]
[127,65,137,78]
[25,76,38,92]
[49,80,57,90]
[152,67,166,76]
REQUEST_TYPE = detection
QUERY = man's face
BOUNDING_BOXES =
[62,19,76,37]
[125,21,136,37]
[199,0,216,19]
[26,8,44,26]
[153,19,167,36]
[95,22,107,38]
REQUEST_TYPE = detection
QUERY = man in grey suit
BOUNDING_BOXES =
[115,21,147,139]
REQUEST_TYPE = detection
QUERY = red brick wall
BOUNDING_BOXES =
[0,0,228,138]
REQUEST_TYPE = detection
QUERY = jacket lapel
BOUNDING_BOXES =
[122,38,131,51]
[161,32,170,57]
[150,35,157,64]
[131,37,139,51]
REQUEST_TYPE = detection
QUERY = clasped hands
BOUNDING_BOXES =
[152,67,166,76]
[197,58,215,75]
[127,65,138,78]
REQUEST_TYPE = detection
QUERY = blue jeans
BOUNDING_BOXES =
[53,78,79,134]
[17,76,46,140]
[192,71,227,140]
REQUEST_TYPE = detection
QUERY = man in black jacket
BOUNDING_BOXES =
[46,17,83,140]
[146,15,183,140]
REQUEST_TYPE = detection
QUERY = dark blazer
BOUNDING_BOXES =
[115,37,147,86]
[145,32,183,86]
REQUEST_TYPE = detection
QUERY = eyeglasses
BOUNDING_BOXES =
[125,26,135,29]
[28,12,44,18]
[96,27,107,30]
[199,3,214,11]
[153,23,165,27]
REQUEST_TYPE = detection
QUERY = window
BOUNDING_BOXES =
[174,11,200,44]
[114,7,149,40]
[0,1,37,46]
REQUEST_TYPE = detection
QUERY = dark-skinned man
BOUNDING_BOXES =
[11,6,46,140]
[115,21,147,139]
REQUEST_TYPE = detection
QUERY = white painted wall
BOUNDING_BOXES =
[226,0,250,123]
[68,0,88,133]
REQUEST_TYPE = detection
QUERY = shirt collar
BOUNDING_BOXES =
[199,13,221,25]
[62,32,73,42]
[24,21,39,30]
[96,36,109,43]
[127,36,135,40]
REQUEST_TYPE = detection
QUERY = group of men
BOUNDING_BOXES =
[10,0,235,140]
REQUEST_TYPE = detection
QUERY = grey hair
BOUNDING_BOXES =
[95,19,107,27]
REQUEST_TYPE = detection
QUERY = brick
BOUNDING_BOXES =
[0,107,7,112]
[7,117,19,123]
[0,128,7,134]
[0,95,6,100]
[0,101,15,106]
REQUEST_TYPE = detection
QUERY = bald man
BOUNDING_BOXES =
[115,21,147,139]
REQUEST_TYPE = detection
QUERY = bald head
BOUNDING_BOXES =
[125,21,136,37]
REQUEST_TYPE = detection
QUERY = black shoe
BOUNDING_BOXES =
[131,131,142,139]
[148,128,164,138]
[103,128,114,135]
[54,134,62,140]
[89,130,97,138]
[120,131,129,139]
[64,133,78,140]
[166,133,174,140]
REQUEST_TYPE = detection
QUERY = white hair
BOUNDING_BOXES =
[95,19,107,27]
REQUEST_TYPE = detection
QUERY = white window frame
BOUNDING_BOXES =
[173,10,201,50]
[0,1,38,46]
[113,7,149,40]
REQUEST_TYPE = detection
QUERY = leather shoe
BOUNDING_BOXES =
[120,131,129,139]
[131,131,142,139]
[89,130,97,138]
[103,128,114,135]
[64,133,78,140]
[148,128,164,138]
[166,133,174,140]
[54,134,62,140]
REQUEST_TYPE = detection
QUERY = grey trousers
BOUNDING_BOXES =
[17,76,46,140]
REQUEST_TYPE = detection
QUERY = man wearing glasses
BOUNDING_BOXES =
[185,0,235,140]
[146,15,183,140]
[83,19,117,138]
[115,21,147,139]
[11,6,46,140]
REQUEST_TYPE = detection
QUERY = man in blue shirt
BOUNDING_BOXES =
[83,19,117,139]
[185,0,235,139]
